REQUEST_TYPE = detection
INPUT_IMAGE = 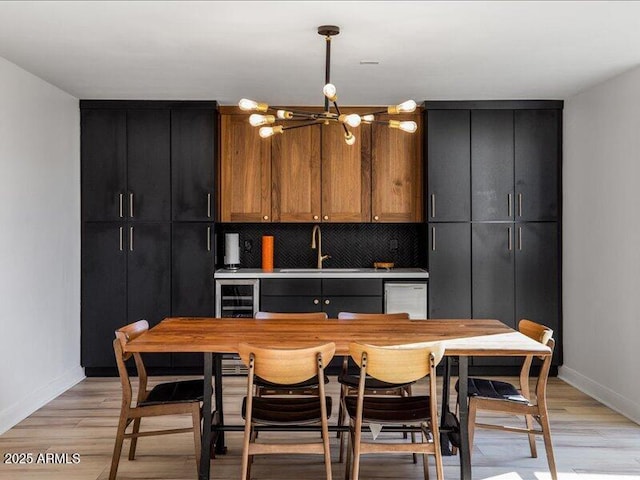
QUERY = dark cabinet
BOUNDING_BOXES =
[81,110,126,221]
[515,110,560,221]
[81,222,171,369]
[171,109,216,221]
[427,223,471,318]
[427,110,471,221]
[471,110,514,221]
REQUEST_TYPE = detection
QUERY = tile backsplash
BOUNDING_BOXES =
[216,223,426,269]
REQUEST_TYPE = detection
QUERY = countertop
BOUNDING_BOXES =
[214,268,428,279]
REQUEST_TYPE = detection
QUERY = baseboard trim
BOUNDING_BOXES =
[558,365,640,425]
[0,366,85,435]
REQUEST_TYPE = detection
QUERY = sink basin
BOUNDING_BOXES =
[280,268,362,273]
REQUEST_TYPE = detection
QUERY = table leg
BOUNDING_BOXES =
[439,356,452,455]
[199,352,213,480]
[213,354,227,454]
[457,355,472,480]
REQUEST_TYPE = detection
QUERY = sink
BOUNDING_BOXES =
[280,268,362,273]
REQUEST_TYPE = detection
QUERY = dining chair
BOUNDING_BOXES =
[457,319,557,480]
[344,341,445,480]
[110,320,205,480]
[253,311,329,396]
[238,342,335,480]
[336,312,415,462]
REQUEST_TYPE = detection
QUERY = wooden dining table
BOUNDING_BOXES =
[125,317,551,480]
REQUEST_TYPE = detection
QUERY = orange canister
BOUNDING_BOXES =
[262,236,274,271]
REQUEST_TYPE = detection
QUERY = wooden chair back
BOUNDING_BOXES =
[113,320,149,407]
[238,342,336,385]
[255,311,328,320]
[517,319,555,404]
[349,342,445,385]
[338,312,409,320]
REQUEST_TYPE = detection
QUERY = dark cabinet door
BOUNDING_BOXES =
[260,296,323,313]
[81,110,126,221]
[171,223,215,316]
[471,110,514,221]
[515,222,560,363]
[427,110,471,221]
[428,223,471,318]
[472,223,517,366]
[127,109,171,221]
[322,296,383,319]
[171,109,216,221]
[515,110,560,221]
[126,222,171,367]
[81,222,126,368]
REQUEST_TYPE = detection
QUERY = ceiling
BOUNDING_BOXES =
[1,1,640,105]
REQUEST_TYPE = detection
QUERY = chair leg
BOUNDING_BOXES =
[338,385,347,463]
[525,413,538,458]
[109,411,128,480]
[539,407,558,480]
[321,420,332,480]
[240,425,252,480]
[345,421,353,480]
[192,403,202,474]
[421,429,430,480]
[127,418,141,460]
[351,420,362,480]
[467,398,477,459]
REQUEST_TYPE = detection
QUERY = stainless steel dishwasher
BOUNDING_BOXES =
[384,282,428,319]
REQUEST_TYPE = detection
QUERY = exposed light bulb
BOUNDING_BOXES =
[344,131,356,146]
[277,110,293,120]
[259,125,284,138]
[239,98,268,112]
[362,114,375,123]
[339,113,361,128]
[389,120,418,133]
[249,114,275,127]
[323,83,337,101]
[387,99,417,114]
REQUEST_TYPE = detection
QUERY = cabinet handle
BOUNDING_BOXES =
[263,215,269,221]
[323,215,329,220]
[207,226,211,252]
[129,226,134,252]
[207,193,211,218]
[431,194,436,218]
[431,227,436,251]
[313,299,319,305]
[373,215,379,221]
[129,192,134,218]
[119,193,124,218]
[313,215,319,220]
[508,193,512,217]
[508,226,512,251]
[518,193,523,217]
[518,226,522,251]
[324,299,330,305]
[119,226,123,251]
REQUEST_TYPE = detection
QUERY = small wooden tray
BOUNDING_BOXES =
[373,262,394,270]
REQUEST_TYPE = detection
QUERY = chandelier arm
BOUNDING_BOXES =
[281,121,323,131]
[324,35,331,112]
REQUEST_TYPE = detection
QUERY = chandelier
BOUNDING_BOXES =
[238,25,417,146]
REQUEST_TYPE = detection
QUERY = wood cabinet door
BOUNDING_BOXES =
[471,110,514,221]
[272,124,321,222]
[371,113,423,222]
[515,109,560,221]
[81,222,126,368]
[321,124,371,222]
[427,110,471,221]
[127,109,171,222]
[126,222,171,367]
[220,115,271,222]
[171,108,216,221]
[81,109,126,221]
[428,223,471,318]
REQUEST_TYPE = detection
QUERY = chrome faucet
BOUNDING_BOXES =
[311,225,330,269]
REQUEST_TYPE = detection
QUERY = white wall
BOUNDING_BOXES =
[0,57,83,433]
[561,66,640,424]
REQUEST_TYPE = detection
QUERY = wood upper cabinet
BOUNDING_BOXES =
[322,123,371,222]
[371,113,423,222]
[272,124,321,222]
[220,114,271,222]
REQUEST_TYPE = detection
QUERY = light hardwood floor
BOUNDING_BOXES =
[1,375,639,480]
